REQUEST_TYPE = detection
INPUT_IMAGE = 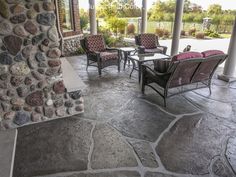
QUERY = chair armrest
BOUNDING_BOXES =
[88,51,100,56]
[138,46,145,54]
[157,45,168,54]
[106,47,119,52]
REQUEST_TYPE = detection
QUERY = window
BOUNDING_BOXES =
[59,0,74,32]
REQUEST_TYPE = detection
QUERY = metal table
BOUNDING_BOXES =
[119,47,137,69]
[128,53,170,82]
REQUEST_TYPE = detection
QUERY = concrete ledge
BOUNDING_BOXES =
[0,129,18,177]
[61,57,87,92]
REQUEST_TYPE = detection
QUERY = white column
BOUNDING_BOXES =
[171,0,184,56]
[141,0,147,34]
[219,17,236,81]
[89,0,97,35]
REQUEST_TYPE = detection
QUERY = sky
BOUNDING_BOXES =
[79,0,236,10]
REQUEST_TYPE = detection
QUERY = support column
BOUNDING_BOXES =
[89,0,97,35]
[218,17,236,82]
[141,0,147,34]
[171,0,184,56]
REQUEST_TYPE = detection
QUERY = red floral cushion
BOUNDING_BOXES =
[172,52,203,61]
[201,50,224,57]
[86,35,106,52]
[140,34,157,49]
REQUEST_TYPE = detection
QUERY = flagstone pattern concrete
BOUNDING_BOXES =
[13,56,236,177]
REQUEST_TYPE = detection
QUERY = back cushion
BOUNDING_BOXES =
[140,34,157,49]
[172,52,203,61]
[85,35,106,52]
[201,50,224,57]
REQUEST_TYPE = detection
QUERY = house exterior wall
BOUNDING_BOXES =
[57,0,83,56]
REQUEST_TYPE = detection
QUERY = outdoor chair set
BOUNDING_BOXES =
[141,50,227,106]
[80,33,167,76]
[80,35,120,76]
[80,34,227,107]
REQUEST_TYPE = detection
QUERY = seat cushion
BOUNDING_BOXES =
[100,51,118,61]
[85,35,106,52]
[145,48,163,54]
[201,50,224,57]
[172,52,203,61]
[140,34,157,49]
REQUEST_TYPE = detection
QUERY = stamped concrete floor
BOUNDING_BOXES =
[13,56,236,177]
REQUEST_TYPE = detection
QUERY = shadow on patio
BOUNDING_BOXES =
[13,55,236,177]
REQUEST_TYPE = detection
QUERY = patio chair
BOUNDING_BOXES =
[80,35,120,75]
[135,33,168,54]
[141,50,227,107]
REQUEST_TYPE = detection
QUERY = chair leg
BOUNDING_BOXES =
[141,83,145,94]
[208,80,212,95]
[98,68,102,76]
[86,59,89,71]
[164,98,167,107]
[163,89,168,107]
[118,60,120,72]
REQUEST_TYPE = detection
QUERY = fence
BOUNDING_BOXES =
[97,18,233,36]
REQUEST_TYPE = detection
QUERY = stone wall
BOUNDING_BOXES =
[0,0,84,130]
[63,35,83,56]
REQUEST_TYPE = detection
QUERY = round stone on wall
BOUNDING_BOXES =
[25,91,44,107]
[10,62,30,76]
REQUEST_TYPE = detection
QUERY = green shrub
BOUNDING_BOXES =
[209,32,220,38]
[106,17,127,36]
[181,30,186,36]
[77,47,85,55]
[204,30,220,38]
[163,29,170,38]
[188,28,196,36]
[127,23,135,35]
[155,28,164,37]
[195,32,205,39]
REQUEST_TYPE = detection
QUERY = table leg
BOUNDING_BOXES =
[138,62,142,83]
[129,59,136,78]
[123,52,127,70]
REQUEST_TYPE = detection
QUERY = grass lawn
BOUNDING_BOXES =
[220,33,231,38]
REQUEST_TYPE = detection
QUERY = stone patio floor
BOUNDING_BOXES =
[13,55,236,177]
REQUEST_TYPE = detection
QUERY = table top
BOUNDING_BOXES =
[128,53,171,62]
[119,47,136,52]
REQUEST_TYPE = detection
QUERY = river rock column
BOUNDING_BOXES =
[218,17,236,82]
[0,0,84,130]
[141,0,147,34]
[89,0,97,35]
[171,0,184,56]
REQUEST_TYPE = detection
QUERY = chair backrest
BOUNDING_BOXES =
[139,33,158,49]
[166,50,227,88]
[84,35,106,52]
[166,52,203,88]
[168,58,203,88]
[191,50,227,83]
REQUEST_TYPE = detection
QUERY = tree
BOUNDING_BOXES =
[80,9,89,31]
[207,4,222,15]
[107,17,127,36]
[148,0,175,21]
[118,0,141,17]
[97,0,119,19]
[97,0,141,18]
